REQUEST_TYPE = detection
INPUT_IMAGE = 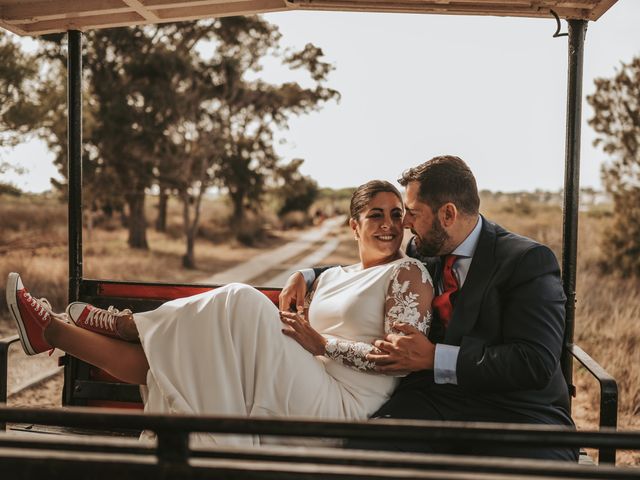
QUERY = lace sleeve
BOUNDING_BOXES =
[324,259,434,372]
[384,259,433,337]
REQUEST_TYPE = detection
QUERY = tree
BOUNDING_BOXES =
[273,158,319,216]
[0,31,40,149]
[34,19,338,265]
[587,56,640,276]
[38,27,198,249]
[211,39,339,234]
[35,33,133,229]
[0,30,43,192]
[89,27,199,249]
[159,17,338,264]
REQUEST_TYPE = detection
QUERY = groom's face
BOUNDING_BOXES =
[403,181,450,257]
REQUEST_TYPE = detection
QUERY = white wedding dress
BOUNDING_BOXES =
[134,256,432,446]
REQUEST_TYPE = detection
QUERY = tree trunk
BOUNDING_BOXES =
[180,191,198,269]
[126,191,149,249]
[181,192,194,269]
[85,209,93,242]
[230,190,245,229]
[119,205,128,229]
[156,188,168,232]
[182,232,195,269]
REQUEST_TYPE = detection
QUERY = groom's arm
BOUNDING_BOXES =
[415,245,565,390]
[300,266,334,289]
[455,245,566,392]
[278,266,335,311]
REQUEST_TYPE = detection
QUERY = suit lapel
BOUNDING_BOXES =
[444,217,497,344]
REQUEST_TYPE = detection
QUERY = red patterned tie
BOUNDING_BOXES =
[432,254,459,328]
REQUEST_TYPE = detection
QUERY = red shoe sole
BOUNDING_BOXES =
[6,272,39,356]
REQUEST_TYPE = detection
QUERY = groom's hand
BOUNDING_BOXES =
[367,322,435,375]
[279,272,307,312]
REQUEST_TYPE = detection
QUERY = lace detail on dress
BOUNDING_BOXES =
[325,338,377,370]
[385,259,432,336]
[323,258,434,373]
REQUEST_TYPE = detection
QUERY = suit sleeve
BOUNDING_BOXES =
[456,245,566,392]
[312,266,337,282]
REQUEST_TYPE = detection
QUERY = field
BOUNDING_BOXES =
[0,194,298,311]
[0,192,638,464]
[480,193,640,465]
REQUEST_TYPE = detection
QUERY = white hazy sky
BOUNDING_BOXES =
[1,1,639,193]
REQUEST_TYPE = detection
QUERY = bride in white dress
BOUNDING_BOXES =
[7,180,434,446]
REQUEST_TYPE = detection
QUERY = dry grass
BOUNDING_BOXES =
[0,195,290,321]
[483,197,640,465]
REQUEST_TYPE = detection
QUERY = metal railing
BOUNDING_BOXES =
[0,406,639,479]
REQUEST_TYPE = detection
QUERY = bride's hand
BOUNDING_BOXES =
[279,272,308,312]
[279,310,326,356]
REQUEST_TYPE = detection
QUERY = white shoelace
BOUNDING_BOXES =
[86,306,131,332]
[24,292,53,318]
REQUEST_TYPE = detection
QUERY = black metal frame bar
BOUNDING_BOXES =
[569,345,618,430]
[558,18,620,464]
[570,345,619,463]
[68,30,83,303]
[1,406,639,479]
[0,335,18,405]
[0,335,19,431]
[0,436,638,480]
[4,406,638,449]
[0,453,632,480]
[64,29,85,409]
[560,18,587,398]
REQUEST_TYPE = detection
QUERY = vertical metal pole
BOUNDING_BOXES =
[563,21,617,466]
[68,30,83,303]
[561,20,587,403]
[65,30,84,407]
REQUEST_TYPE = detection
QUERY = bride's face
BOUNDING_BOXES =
[351,191,404,265]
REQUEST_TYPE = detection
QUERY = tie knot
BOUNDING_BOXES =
[442,254,458,270]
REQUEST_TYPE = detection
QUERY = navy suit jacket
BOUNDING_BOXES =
[408,217,572,425]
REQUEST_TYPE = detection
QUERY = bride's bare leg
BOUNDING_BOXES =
[45,315,149,385]
[65,302,140,341]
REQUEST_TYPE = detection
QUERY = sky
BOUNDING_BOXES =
[1,1,639,193]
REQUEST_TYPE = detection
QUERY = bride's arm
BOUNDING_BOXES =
[324,260,433,373]
[383,260,433,338]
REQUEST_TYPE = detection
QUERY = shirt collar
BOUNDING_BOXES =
[451,215,482,259]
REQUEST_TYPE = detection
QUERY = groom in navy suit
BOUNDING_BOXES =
[280,155,577,461]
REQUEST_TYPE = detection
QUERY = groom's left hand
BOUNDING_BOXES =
[367,322,435,375]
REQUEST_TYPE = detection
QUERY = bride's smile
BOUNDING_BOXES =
[350,191,404,268]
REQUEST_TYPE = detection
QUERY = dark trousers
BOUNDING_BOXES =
[348,371,578,462]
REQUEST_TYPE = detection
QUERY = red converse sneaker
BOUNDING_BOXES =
[6,273,53,355]
[66,302,132,340]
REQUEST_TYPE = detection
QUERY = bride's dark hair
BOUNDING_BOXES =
[350,180,402,220]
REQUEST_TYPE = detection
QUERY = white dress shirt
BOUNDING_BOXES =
[434,216,483,384]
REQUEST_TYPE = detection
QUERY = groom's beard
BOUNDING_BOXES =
[415,216,449,257]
